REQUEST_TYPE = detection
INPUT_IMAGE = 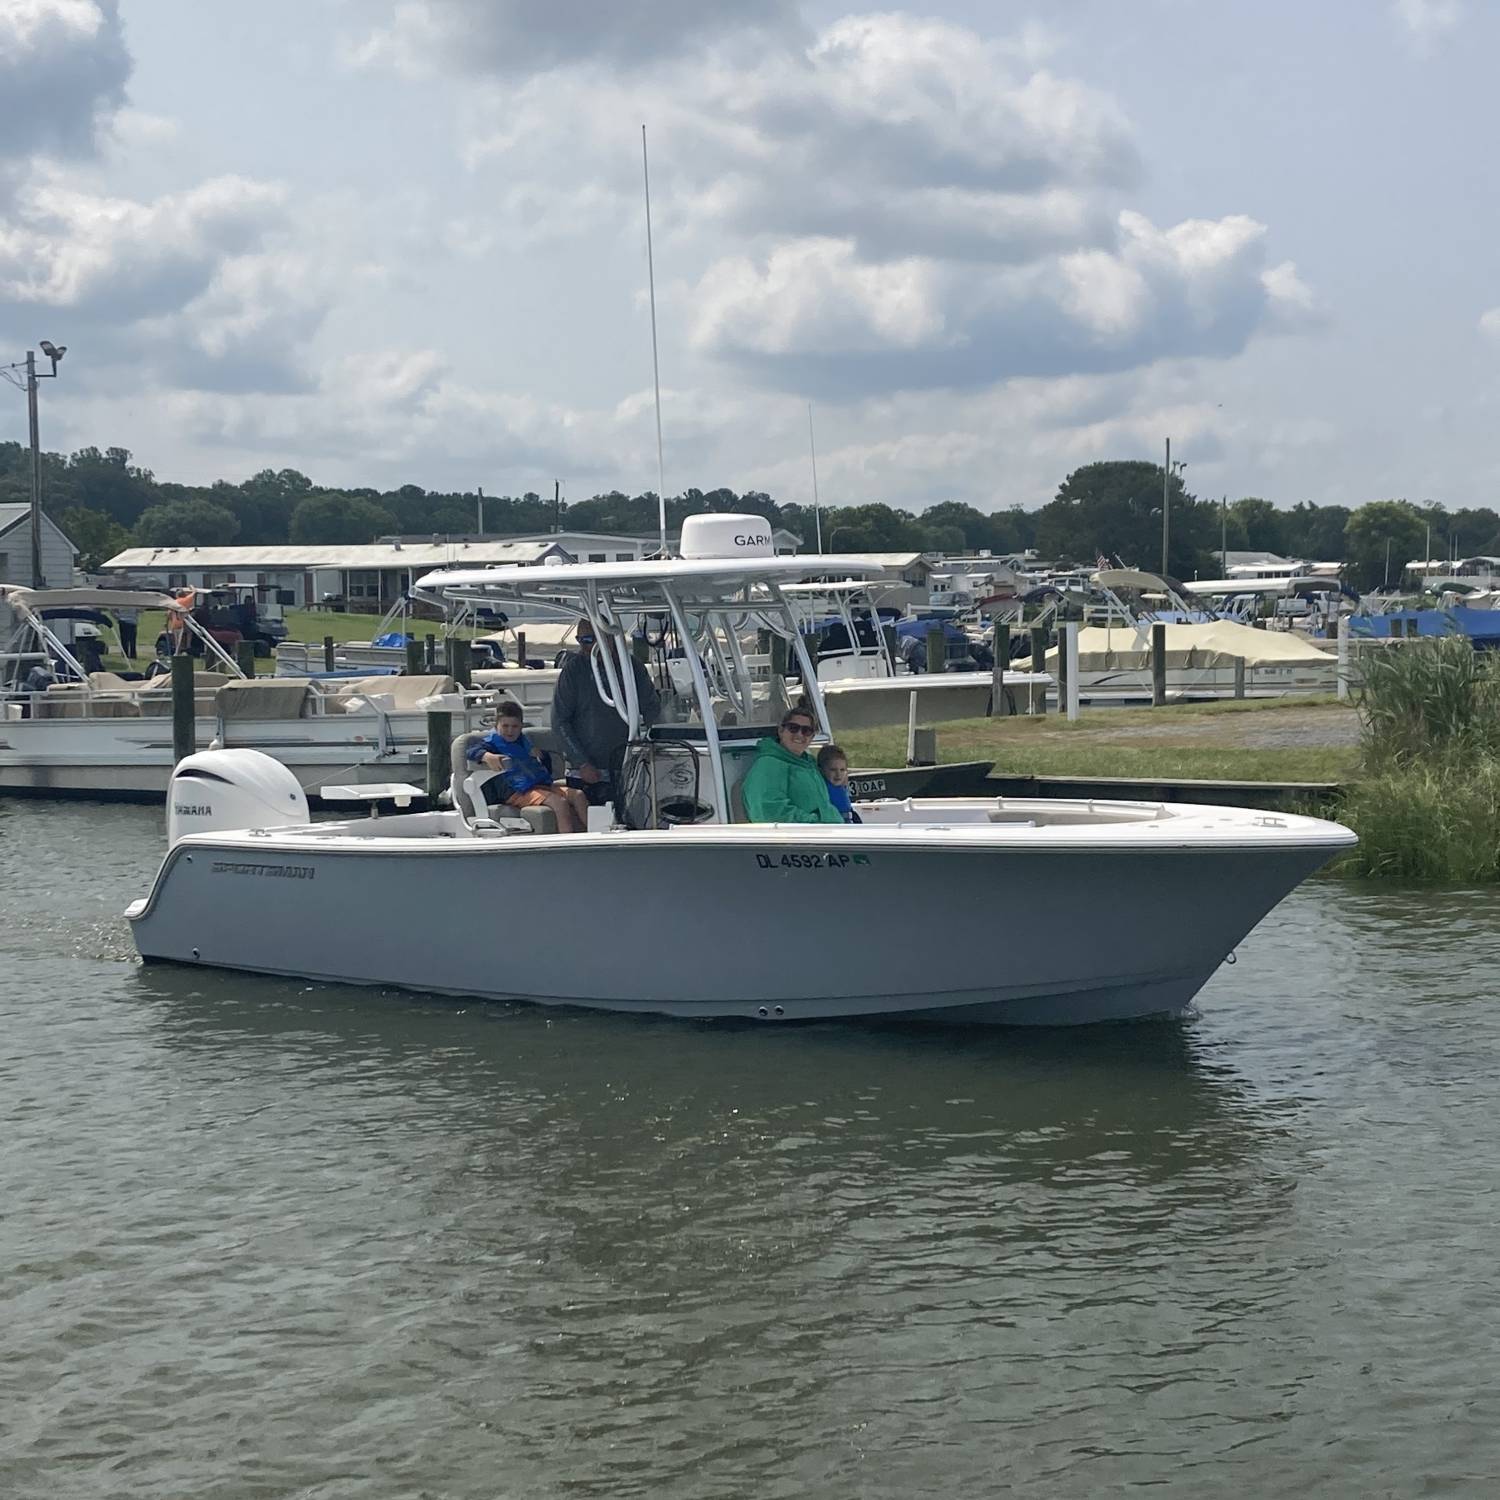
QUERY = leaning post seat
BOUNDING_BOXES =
[450,729,492,821]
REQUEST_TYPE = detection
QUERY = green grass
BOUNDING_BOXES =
[90,606,487,674]
[840,699,1359,785]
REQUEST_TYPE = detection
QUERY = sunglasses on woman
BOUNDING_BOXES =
[783,722,815,737]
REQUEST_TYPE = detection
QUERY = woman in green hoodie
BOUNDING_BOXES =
[740,708,845,824]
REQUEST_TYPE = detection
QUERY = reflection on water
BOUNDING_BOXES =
[3,800,1499,1497]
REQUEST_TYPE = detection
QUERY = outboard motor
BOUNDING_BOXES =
[167,749,310,848]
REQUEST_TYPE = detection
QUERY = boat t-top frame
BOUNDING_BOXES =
[414,556,886,818]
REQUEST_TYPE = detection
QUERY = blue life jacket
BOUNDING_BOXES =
[825,780,861,824]
[467,730,552,798]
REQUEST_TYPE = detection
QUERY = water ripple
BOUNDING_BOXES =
[2,800,1499,1496]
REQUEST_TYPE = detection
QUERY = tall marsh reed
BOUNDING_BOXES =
[1337,635,1500,881]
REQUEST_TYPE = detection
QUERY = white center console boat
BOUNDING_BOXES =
[127,517,1356,1025]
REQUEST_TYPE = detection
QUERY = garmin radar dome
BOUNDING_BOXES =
[678,514,775,560]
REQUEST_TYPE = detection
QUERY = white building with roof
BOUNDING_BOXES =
[102,524,805,610]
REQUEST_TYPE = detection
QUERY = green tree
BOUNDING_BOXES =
[68,446,156,526]
[1282,501,1350,561]
[59,505,130,570]
[1446,507,1500,557]
[288,492,396,545]
[1035,461,1212,578]
[1344,500,1426,591]
[1229,497,1286,555]
[917,522,966,553]
[821,503,923,551]
[132,498,241,547]
[916,502,992,551]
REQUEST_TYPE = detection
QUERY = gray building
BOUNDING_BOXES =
[0,504,80,637]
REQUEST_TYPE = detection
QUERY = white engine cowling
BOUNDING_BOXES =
[167,749,310,848]
[678,513,775,560]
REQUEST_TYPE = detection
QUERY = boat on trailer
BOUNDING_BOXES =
[127,516,1356,1025]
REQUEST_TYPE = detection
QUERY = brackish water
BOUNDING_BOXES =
[2,799,1497,1498]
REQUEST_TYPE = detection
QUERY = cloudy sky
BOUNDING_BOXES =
[0,0,1495,516]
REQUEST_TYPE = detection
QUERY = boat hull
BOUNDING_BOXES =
[0,712,442,801]
[128,826,1337,1025]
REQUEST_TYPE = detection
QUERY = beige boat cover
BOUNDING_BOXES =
[1047,620,1335,671]
[214,678,312,720]
[327,673,457,709]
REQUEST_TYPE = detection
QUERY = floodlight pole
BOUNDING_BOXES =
[27,351,42,586]
[3,346,64,587]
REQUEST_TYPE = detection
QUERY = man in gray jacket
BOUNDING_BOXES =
[553,620,661,801]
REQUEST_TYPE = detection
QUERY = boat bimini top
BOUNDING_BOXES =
[413,519,888,820]
[0,584,248,688]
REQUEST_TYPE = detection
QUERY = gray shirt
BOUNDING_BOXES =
[552,648,660,770]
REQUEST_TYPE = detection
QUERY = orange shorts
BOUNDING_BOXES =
[505,787,556,809]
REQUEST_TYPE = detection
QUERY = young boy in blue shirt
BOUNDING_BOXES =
[467,702,587,832]
[817,744,861,824]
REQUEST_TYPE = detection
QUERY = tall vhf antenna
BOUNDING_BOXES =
[642,124,668,556]
[808,403,824,553]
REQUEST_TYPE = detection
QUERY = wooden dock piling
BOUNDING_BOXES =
[171,654,196,765]
[1151,622,1167,707]
[234,641,256,678]
[323,635,336,672]
[447,637,472,688]
[426,709,453,802]
[926,625,945,673]
[404,638,423,675]
[1030,625,1048,713]
[990,623,1010,715]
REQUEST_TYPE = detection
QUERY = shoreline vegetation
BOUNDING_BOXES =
[1333,636,1500,883]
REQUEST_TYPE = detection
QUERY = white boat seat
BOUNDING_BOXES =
[459,763,563,836]
[450,730,493,822]
[519,804,559,835]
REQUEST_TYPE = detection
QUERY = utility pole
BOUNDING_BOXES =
[1161,437,1171,577]
[553,479,561,533]
[476,484,484,537]
[3,342,66,588]
[27,351,41,586]
[1221,493,1227,572]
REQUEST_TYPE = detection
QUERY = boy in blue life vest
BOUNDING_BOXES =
[467,701,588,832]
[817,743,862,824]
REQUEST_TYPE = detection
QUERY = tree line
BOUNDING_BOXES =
[2,440,1490,593]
